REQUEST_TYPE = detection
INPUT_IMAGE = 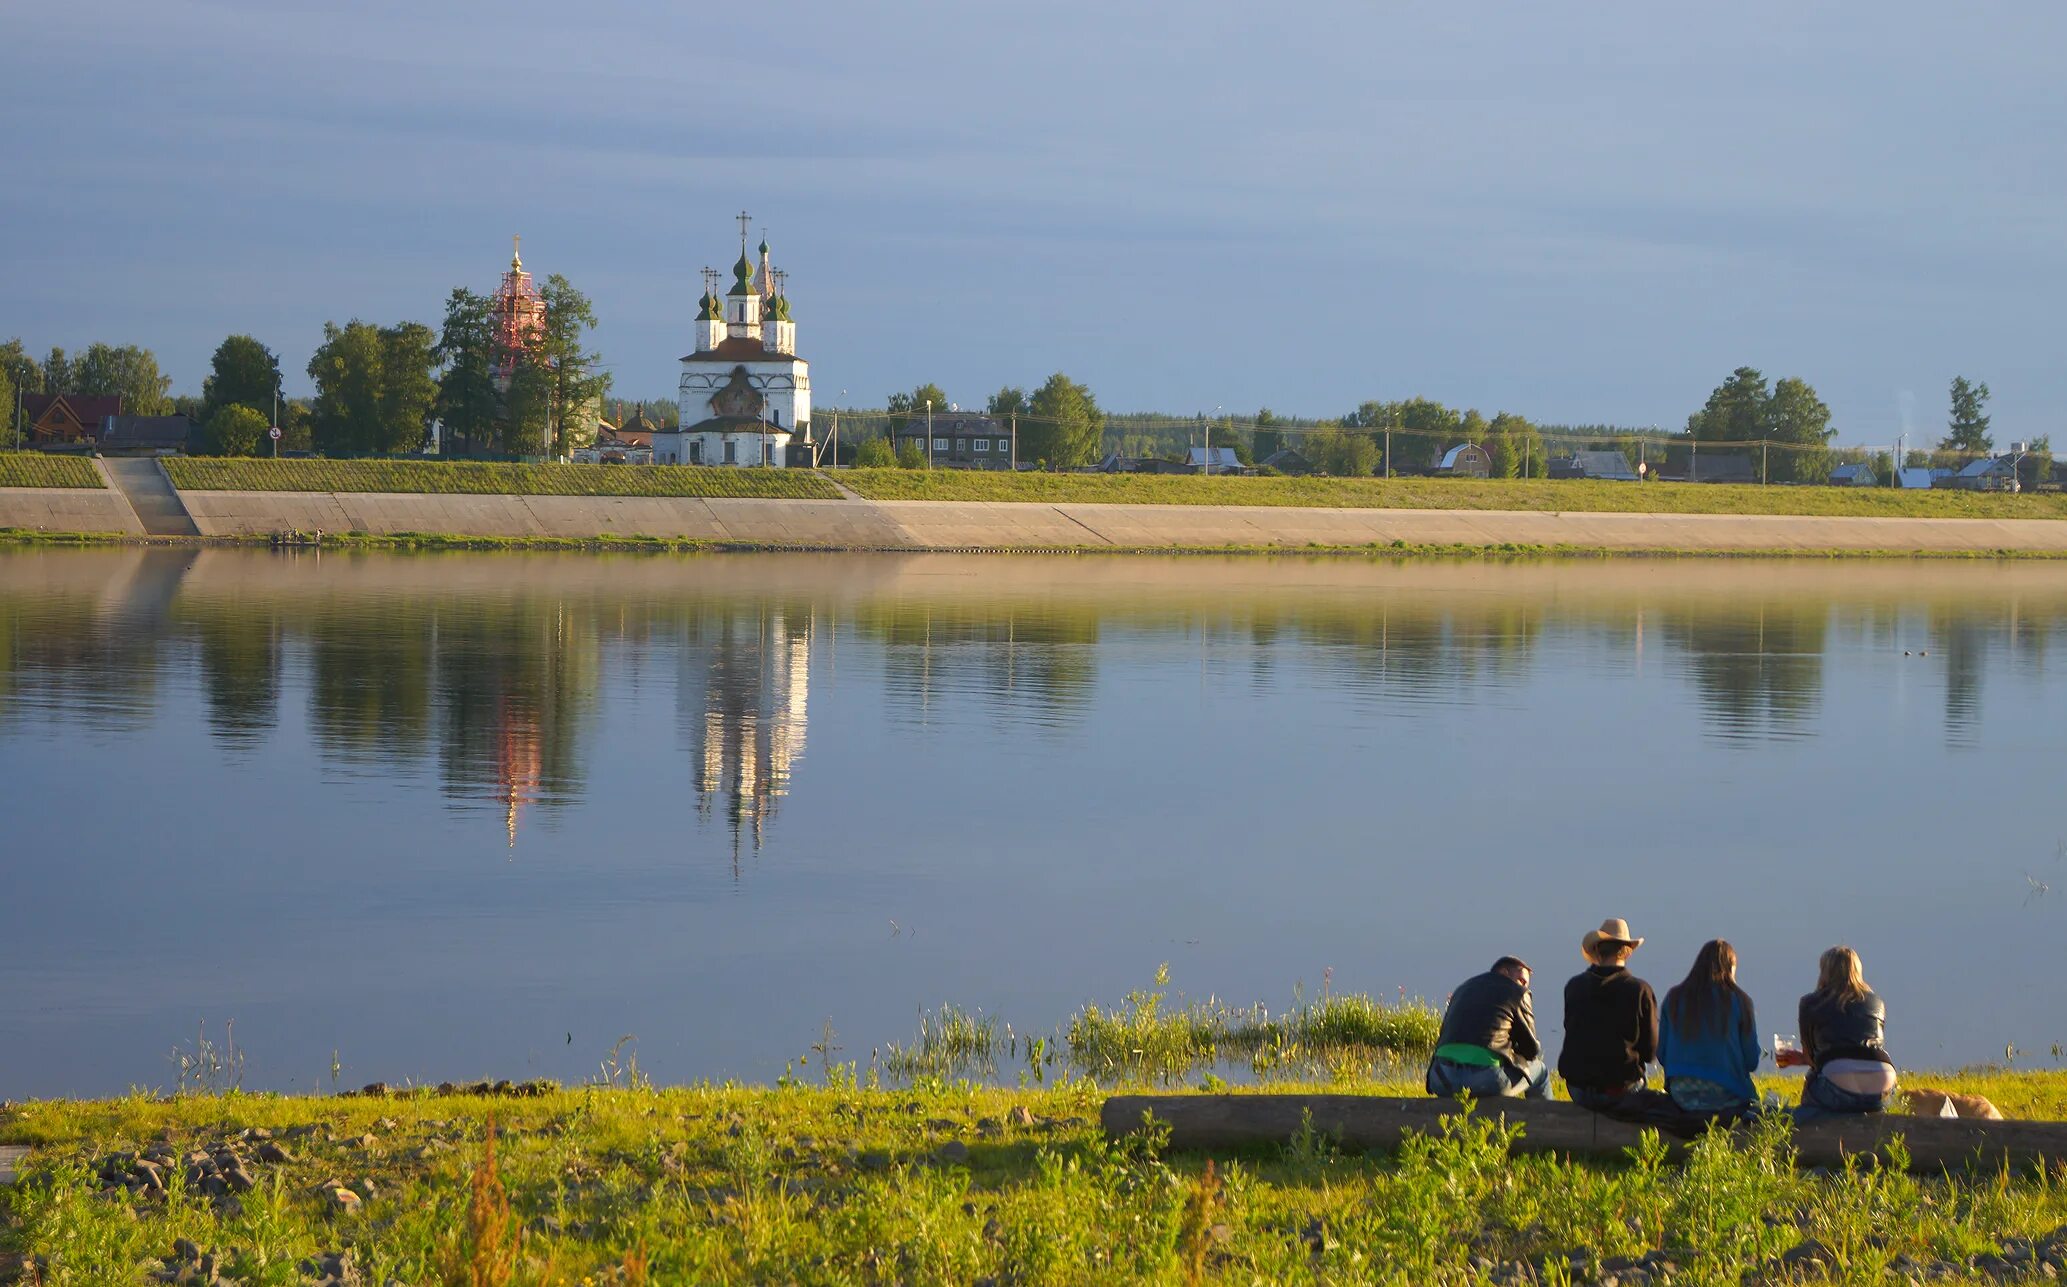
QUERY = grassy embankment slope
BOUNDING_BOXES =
[6,1074,2067,1285]
[842,468,2067,519]
[5,984,2067,1283]
[0,455,103,489]
[162,458,842,500]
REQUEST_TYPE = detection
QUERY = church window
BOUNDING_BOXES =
[724,441,737,464]
[690,442,703,464]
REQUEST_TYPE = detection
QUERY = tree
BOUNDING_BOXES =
[70,343,172,414]
[986,386,1027,418]
[0,339,40,401]
[1686,367,1771,444]
[0,362,13,448]
[1767,376,1835,482]
[204,403,270,457]
[894,439,928,469]
[435,288,498,455]
[1307,427,1378,477]
[1023,372,1104,468]
[307,321,388,454]
[1943,376,1992,455]
[1486,412,1544,478]
[854,436,896,467]
[201,335,281,421]
[886,383,951,439]
[1395,396,1463,466]
[44,347,71,395]
[377,322,438,454]
[536,275,609,456]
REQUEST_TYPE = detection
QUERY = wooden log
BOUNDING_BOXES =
[1101,1094,2067,1174]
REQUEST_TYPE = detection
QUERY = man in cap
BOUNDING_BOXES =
[1425,955,1550,1100]
[1558,917,1660,1110]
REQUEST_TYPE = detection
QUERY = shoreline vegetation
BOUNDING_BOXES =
[7,527,2067,561]
[7,988,2067,1281]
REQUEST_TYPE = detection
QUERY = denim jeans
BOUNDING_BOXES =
[1794,1070,1888,1121]
[1566,1081,1646,1112]
[1426,1055,1550,1100]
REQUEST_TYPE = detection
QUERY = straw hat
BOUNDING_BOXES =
[1581,918,1644,955]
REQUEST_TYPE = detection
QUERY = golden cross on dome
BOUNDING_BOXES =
[736,210,751,248]
[511,234,521,266]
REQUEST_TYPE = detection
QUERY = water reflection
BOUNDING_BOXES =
[6,552,2067,846]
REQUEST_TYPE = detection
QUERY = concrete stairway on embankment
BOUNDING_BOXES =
[102,457,199,536]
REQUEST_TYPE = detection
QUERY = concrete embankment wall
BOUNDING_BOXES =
[13,485,2067,552]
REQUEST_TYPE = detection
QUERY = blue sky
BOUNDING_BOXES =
[4,1,2064,443]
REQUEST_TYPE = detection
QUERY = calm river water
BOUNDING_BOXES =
[2,548,2064,1096]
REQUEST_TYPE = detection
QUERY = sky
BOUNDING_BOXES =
[4,1,2065,445]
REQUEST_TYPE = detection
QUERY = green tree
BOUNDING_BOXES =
[1687,367,1772,443]
[1943,376,1992,454]
[0,362,13,448]
[201,335,281,421]
[204,403,270,457]
[1395,396,1462,466]
[854,436,896,467]
[0,339,40,401]
[435,288,498,455]
[1023,372,1104,468]
[986,386,1027,418]
[307,320,388,454]
[894,439,928,469]
[886,383,951,440]
[537,275,609,456]
[44,347,71,395]
[1486,411,1544,478]
[376,322,438,454]
[1768,376,1835,482]
[70,342,172,414]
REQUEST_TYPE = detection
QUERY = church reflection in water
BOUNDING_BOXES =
[679,604,813,866]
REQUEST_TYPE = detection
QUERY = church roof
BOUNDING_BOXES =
[669,414,792,437]
[728,250,758,296]
[680,336,806,363]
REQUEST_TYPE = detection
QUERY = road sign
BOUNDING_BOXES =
[269,426,282,440]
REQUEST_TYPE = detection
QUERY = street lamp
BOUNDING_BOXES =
[925,398,933,468]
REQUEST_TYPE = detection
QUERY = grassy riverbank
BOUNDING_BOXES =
[162,459,842,500]
[840,469,2067,519]
[6,1071,2067,1285]
[0,455,102,489]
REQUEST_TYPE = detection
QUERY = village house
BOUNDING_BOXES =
[20,393,124,447]
[892,411,1014,470]
[1433,443,1491,478]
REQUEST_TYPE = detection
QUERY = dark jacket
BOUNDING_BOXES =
[1558,964,1659,1091]
[1434,970,1540,1073]
[1799,988,1890,1068]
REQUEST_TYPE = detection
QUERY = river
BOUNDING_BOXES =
[1,547,2062,1096]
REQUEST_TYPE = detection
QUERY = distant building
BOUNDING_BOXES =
[656,218,811,468]
[1828,462,1878,487]
[1555,450,1639,481]
[1897,467,1935,489]
[892,412,1014,470]
[1186,446,1242,474]
[1942,455,2019,491]
[1434,443,1492,478]
[21,393,123,447]
[1686,454,1757,484]
[1258,448,1315,475]
[98,415,195,455]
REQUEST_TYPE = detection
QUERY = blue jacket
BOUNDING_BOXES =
[1658,989,1761,1102]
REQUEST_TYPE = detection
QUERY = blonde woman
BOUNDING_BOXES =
[1795,946,1896,1118]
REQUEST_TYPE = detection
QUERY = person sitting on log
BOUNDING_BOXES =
[1558,918,1660,1110]
[1425,955,1550,1100]
[1659,939,1763,1118]
[1790,945,1897,1119]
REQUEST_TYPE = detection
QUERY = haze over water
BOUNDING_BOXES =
[2,548,2063,1098]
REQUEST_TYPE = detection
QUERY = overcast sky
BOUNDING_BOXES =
[5,1,2064,443]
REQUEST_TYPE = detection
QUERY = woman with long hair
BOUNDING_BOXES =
[1658,939,1762,1115]
[1796,945,1895,1117]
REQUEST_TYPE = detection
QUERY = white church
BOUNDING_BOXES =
[653,219,812,467]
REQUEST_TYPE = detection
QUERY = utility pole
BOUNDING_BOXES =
[1384,428,1391,479]
[925,398,933,468]
[1761,437,1768,486]
[1010,412,1017,471]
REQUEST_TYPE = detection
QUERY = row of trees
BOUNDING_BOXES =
[1,339,176,423]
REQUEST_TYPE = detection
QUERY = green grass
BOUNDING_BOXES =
[7,1073,2067,1284]
[163,457,842,500]
[0,454,103,489]
[840,468,2067,518]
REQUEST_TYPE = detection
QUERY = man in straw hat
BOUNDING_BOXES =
[1558,917,1660,1110]
[1424,955,1551,1100]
